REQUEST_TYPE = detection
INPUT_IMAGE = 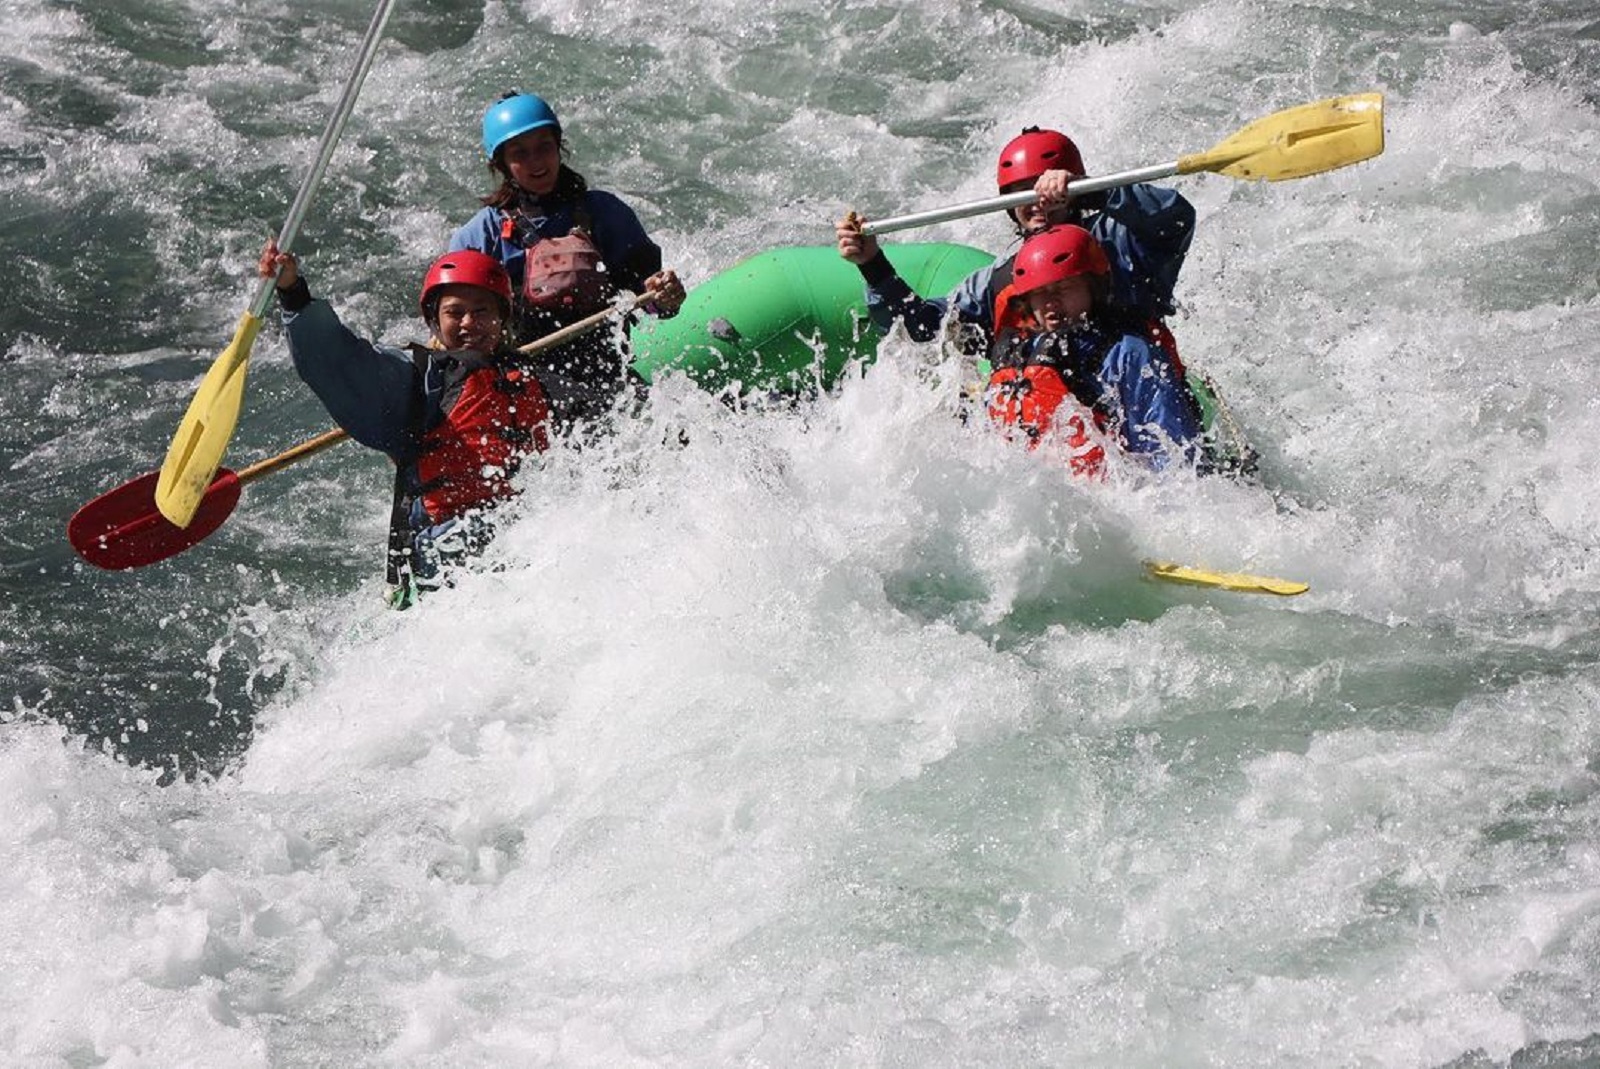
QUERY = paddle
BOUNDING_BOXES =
[859,92,1384,237]
[70,295,657,570]
[70,429,350,571]
[153,0,400,529]
[1143,560,1309,597]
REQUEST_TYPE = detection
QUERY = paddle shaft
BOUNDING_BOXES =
[247,0,400,321]
[235,427,350,484]
[515,291,653,355]
[87,428,353,553]
[859,164,1179,237]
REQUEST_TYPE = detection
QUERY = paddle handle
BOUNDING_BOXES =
[858,163,1180,237]
[247,0,401,321]
[236,428,351,485]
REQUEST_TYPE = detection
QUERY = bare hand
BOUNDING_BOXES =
[836,211,880,265]
[1033,169,1079,207]
[643,269,685,314]
[258,238,299,289]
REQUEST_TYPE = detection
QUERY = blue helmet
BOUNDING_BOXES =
[481,93,561,159]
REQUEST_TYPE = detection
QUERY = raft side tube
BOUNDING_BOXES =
[630,243,995,394]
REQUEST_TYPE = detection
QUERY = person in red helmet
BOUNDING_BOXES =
[984,224,1202,475]
[260,239,553,605]
[836,125,1194,354]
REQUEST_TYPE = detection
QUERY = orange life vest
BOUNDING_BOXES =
[987,286,1117,476]
[984,364,1107,478]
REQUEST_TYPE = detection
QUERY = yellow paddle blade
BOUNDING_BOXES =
[1143,560,1310,597]
[154,311,262,527]
[1177,92,1384,181]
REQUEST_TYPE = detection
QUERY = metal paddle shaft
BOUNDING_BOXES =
[154,0,400,528]
[250,0,400,320]
[860,165,1180,237]
[858,92,1384,237]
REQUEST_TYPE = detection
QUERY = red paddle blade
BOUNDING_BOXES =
[68,468,242,570]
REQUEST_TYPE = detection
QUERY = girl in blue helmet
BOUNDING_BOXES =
[448,91,686,433]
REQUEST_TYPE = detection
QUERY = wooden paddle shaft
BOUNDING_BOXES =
[514,291,655,354]
[236,428,351,485]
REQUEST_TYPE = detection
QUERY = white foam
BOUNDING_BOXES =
[9,0,1600,1062]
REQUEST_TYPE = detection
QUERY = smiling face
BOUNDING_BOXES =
[497,127,562,196]
[1024,275,1095,332]
[432,284,506,352]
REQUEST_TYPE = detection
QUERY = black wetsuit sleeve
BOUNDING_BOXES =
[614,240,664,295]
[856,251,948,342]
[275,276,313,313]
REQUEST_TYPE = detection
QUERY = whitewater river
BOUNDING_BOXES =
[3,0,1599,1064]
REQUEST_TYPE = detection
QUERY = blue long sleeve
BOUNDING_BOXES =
[1091,184,1195,318]
[1098,335,1202,467]
[282,300,422,460]
[862,257,1004,341]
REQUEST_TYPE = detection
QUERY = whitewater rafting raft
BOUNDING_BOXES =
[628,242,1243,452]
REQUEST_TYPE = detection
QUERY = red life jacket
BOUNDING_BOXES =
[412,349,552,524]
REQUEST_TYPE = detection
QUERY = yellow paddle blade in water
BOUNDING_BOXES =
[1144,560,1310,597]
[1178,92,1384,181]
[154,311,262,527]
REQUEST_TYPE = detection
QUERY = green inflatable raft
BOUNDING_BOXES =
[630,243,992,394]
[630,242,1251,468]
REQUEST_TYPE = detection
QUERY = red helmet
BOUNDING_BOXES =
[995,127,1085,191]
[419,250,513,316]
[1009,225,1109,296]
